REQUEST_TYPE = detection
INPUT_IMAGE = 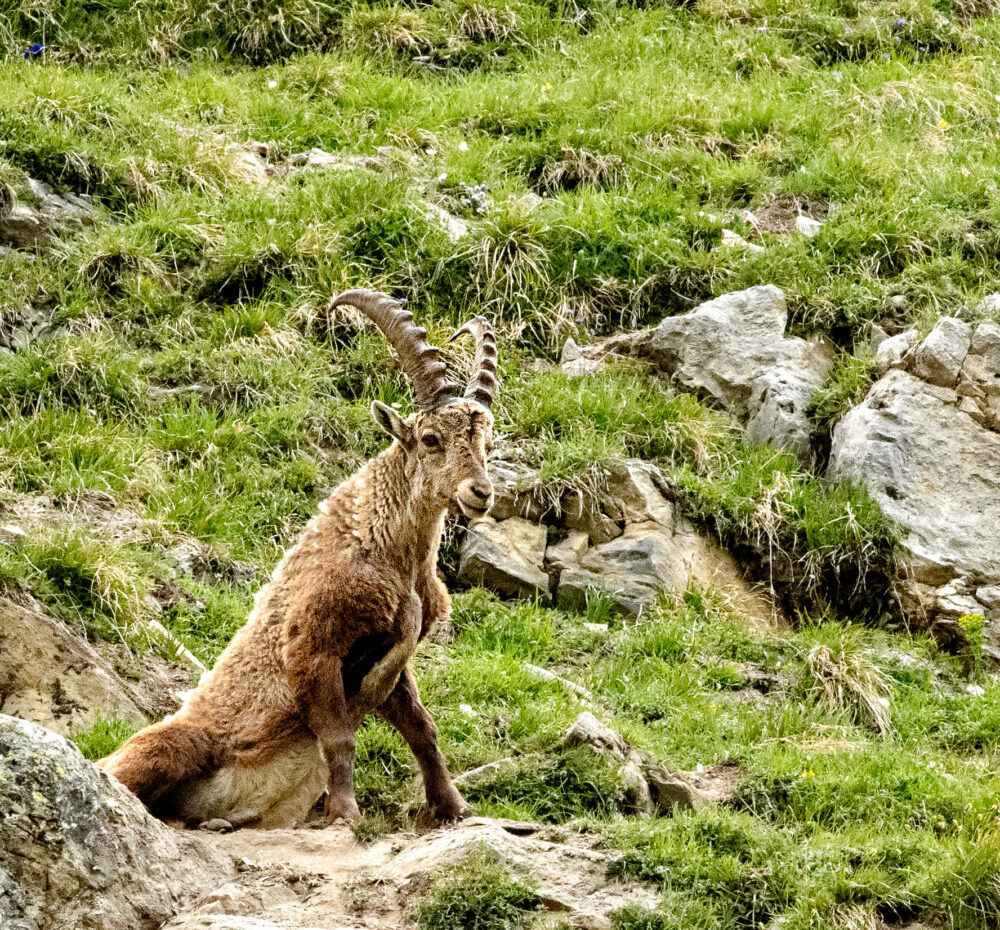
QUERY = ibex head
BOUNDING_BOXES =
[330,290,497,519]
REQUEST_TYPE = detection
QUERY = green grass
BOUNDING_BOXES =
[2,1,1000,927]
[411,849,542,930]
[70,714,139,760]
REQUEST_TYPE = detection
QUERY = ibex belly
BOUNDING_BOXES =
[173,739,327,828]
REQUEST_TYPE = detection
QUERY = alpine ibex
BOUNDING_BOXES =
[101,290,498,827]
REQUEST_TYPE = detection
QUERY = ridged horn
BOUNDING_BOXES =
[448,315,497,410]
[330,289,459,410]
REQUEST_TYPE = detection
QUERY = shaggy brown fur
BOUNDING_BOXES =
[101,296,496,827]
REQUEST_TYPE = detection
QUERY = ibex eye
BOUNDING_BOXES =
[421,434,441,448]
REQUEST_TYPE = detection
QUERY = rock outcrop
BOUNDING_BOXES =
[0,596,149,736]
[0,175,94,251]
[457,516,550,599]
[829,317,1000,635]
[457,457,772,621]
[612,285,832,464]
[0,714,235,930]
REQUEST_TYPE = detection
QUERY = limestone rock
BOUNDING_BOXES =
[620,285,832,420]
[0,596,148,736]
[559,489,622,545]
[829,368,1000,590]
[0,715,235,930]
[458,517,549,599]
[794,214,822,237]
[601,459,675,524]
[167,818,659,930]
[545,530,590,572]
[562,712,700,815]
[745,365,823,465]
[875,329,918,377]
[486,459,546,522]
[912,317,971,387]
[0,178,94,251]
[719,228,764,252]
[963,320,1000,395]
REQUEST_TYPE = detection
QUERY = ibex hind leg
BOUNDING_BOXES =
[100,720,216,812]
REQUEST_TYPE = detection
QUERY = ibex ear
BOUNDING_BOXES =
[370,401,414,449]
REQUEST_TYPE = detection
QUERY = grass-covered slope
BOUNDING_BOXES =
[3,0,1000,927]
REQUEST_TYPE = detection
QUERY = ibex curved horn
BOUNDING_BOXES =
[449,316,497,410]
[330,289,459,410]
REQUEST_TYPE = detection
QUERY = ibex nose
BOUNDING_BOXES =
[457,477,494,517]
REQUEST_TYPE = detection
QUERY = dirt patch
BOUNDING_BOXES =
[163,817,659,930]
[751,196,831,234]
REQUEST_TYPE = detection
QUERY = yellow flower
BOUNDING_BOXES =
[543,82,553,91]
[938,118,950,129]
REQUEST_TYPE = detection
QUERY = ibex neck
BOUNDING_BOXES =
[349,442,446,566]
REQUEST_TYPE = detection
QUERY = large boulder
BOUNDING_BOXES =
[614,286,832,432]
[829,317,1000,628]
[457,516,549,599]
[0,596,149,736]
[0,715,235,930]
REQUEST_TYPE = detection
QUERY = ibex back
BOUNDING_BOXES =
[101,291,499,827]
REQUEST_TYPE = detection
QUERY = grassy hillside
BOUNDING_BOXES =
[3,0,1000,927]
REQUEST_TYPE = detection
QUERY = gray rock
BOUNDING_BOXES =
[601,459,675,525]
[875,329,918,377]
[486,459,546,522]
[562,712,699,815]
[0,715,235,930]
[545,530,590,572]
[912,317,971,387]
[580,522,692,591]
[457,517,549,599]
[559,489,622,545]
[745,366,823,465]
[976,294,1000,314]
[0,596,149,736]
[555,566,656,617]
[978,586,1000,610]
[622,285,832,419]
[829,368,1000,589]
[794,214,822,237]
[963,320,1000,396]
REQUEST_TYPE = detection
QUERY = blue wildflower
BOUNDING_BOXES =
[23,43,45,59]
[894,18,907,27]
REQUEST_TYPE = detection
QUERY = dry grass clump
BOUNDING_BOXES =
[806,627,892,735]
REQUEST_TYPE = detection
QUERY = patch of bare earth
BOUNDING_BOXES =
[162,817,660,930]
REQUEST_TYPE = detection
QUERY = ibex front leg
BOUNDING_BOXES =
[379,665,472,822]
[287,650,362,823]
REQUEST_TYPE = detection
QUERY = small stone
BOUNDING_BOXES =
[976,294,1000,314]
[582,622,609,634]
[965,684,986,696]
[0,524,27,546]
[794,214,822,237]
[720,228,765,253]
[912,317,972,387]
[875,329,918,377]
[560,337,583,363]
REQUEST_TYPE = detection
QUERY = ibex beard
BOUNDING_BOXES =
[100,291,499,828]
